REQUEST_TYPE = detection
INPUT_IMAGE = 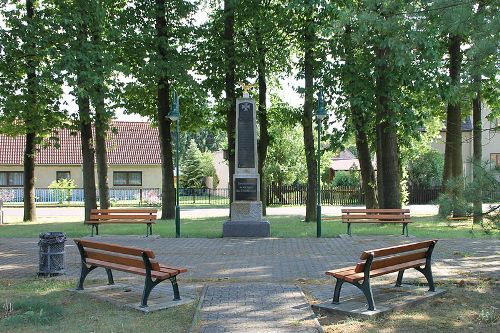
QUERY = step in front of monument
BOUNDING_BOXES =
[223,220,270,237]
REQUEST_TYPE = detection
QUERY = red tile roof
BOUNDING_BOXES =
[0,121,161,165]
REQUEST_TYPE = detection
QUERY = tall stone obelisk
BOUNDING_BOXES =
[223,88,270,237]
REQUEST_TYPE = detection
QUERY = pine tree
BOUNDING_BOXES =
[181,140,205,188]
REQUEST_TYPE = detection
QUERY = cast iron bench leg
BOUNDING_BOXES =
[415,265,435,292]
[170,276,181,301]
[106,268,115,285]
[402,223,409,237]
[332,278,344,304]
[76,265,96,290]
[360,279,376,311]
[347,223,352,236]
[395,270,404,287]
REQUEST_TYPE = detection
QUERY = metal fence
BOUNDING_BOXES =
[1,185,498,206]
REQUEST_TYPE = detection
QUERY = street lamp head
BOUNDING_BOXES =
[168,90,180,121]
[316,88,327,120]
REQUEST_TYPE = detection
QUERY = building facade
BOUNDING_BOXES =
[0,122,166,189]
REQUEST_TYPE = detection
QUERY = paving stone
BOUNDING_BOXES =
[1,236,498,332]
[192,283,322,333]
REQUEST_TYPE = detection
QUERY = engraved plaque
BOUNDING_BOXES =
[235,178,258,201]
[237,102,255,168]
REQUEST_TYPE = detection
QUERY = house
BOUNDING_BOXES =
[328,150,377,181]
[0,121,167,189]
[212,150,229,189]
[430,105,500,180]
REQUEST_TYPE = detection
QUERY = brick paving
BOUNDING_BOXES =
[0,236,498,281]
[194,283,321,333]
[0,236,498,332]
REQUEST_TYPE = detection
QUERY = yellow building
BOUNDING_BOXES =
[0,121,171,189]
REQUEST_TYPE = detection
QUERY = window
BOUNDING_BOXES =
[56,171,71,181]
[0,171,24,187]
[490,153,500,168]
[113,171,142,186]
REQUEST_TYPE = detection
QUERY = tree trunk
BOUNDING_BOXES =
[303,6,317,222]
[375,125,384,208]
[23,0,37,222]
[442,34,464,217]
[156,0,175,219]
[92,21,110,210]
[23,133,37,222]
[78,93,97,222]
[224,0,236,206]
[472,81,482,224]
[343,25,378,209]
[94,99,110,209]
[256,26,269,216]
[375,45,401,209]
[354,125,378,208]
[472,1,485,225]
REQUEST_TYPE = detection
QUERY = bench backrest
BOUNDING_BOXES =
[354,240,437,273]
[342,209,410,221]
[74,239,160,271]
[89,209,157,222]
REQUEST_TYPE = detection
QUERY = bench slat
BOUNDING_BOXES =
[76,239,155,258]
[160,264,188,274]
[342,209,410,213]
[355,250,427,272]
[360,240,437,259]
[325,267,356,277]
[86,258,171,279]
[85,249,161,271]
[85,220,156,224]
[90,214,156,220]
[342,214,410,220]
[91,209,157,214]
[342,220,411,224]
[342,259,427,283]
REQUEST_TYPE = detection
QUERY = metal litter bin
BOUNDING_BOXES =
[38,232,66,276]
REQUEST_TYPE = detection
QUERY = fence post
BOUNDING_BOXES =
[140,188,143,206]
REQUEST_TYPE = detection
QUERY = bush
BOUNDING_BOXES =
[48,179,75,204]
[438,163,500,232]
[407,149,444,187]
[332,170,360,187]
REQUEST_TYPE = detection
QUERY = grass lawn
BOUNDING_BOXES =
[0,215,498,238]
[318,277,499,333]
[0,278,195,333]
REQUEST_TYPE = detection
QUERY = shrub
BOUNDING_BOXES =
[407,149,444,187]
[48,179,75,204]
[332,170,360,187]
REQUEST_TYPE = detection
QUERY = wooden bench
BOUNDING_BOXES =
[342,208,411,237]
[74,239,187,307]
[325,240,437,311]
[85,209,157,237]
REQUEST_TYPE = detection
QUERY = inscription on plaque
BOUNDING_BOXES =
[235,178,258,201]
[237,102,255,168]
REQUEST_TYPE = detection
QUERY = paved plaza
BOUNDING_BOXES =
[0,234,498,332]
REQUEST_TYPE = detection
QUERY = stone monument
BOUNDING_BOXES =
[223,84,270,237]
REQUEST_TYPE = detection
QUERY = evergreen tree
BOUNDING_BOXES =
[181,139,205,188]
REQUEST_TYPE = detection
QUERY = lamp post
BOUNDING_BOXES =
[168,91,181,238]
[316,88,327,238]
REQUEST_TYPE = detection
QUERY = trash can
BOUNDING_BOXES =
[38,232,66,277]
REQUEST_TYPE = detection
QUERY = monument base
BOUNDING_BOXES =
[223,220,270,237]
[223,201,270,237]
